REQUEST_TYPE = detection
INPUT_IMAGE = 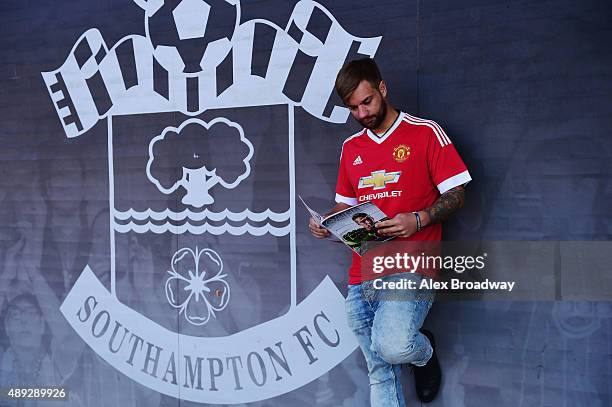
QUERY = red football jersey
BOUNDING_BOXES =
[335,112,472,284]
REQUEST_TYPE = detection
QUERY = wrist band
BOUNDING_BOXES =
[412,211,422,232]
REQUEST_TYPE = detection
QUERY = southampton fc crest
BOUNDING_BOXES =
[43,0,382,403]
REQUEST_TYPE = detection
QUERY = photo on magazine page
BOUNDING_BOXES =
[322,201,393,256]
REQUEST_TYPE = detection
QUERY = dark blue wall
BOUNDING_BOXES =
[1,1,611,406]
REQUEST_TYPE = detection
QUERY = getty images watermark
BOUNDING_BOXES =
[357,241,522,297]
[370,251,515,293]
[361,241,612,301]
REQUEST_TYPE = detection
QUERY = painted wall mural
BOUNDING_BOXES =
[39,0,381,404]
[1,0,611,406]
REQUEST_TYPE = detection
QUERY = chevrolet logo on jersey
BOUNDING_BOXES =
[358,170,401,190]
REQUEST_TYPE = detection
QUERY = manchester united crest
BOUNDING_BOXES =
[393,144,410,162]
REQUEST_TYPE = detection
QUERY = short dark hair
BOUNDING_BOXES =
[352,212,369,221]
[335,58,383,102]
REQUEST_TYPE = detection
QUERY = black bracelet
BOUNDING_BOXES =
[412,211,422,232]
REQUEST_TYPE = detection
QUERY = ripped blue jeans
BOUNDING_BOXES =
[345,272,435,407]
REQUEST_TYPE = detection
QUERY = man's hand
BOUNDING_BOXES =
[307,202,350,240]
[308,217,330,239]
[376,185,466,237]
[376,213,419,238]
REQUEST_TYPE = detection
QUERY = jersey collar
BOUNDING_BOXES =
[365,111,403,144]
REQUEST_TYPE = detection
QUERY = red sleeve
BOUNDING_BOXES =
[426,124,472,194]
[335,143,358,205]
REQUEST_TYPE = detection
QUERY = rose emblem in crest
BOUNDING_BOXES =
[165,247,230,325]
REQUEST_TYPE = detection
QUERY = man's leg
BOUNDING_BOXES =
[370,295,434,367]
[368,272,437,401]
[367,272,434,366]
[345,284,406,407]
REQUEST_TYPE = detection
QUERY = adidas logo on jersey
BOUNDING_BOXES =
[353,155,363,165]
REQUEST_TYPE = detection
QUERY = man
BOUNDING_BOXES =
[352,213,380,234]
[308,58,471,405]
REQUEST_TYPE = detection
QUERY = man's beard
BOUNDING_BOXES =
[359,102,387,131]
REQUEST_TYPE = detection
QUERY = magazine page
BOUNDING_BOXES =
[298,195,323,225]
[321,201,394,256]
[298,195,343,242]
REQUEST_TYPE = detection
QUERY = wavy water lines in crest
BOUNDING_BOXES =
[114,221,291,236]
[114,208,291,223]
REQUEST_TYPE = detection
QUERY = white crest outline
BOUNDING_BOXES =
[42,1,384,402]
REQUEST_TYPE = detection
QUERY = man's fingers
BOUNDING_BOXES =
[309,223,324,232]
[308,218,323,228]
[375,220,391,228]
[312,231,330,239]
[376,218,401,229]
[379,225,403,236]
[376,223,397,232]
[312,226,329,235]
[308,219,330,239]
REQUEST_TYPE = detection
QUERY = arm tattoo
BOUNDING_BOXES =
[425,186,465,225]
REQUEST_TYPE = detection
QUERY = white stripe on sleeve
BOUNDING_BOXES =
[437,170,472,194]
[335,193,358,206]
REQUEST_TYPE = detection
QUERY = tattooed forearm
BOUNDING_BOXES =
[425,186,465,225]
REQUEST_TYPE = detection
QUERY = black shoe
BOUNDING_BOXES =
[413,329,441,403]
